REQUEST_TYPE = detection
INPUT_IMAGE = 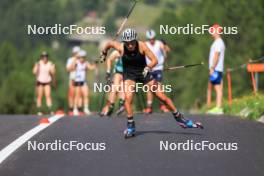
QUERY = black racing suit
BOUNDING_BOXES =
[122,41,153,84]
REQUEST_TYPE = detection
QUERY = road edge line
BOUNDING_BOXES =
[0,114,64,164]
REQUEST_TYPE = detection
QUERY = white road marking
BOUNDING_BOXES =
[0,114,64,164]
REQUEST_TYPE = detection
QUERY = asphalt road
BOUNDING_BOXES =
[0,113,264,176]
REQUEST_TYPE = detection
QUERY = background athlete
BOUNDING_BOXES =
[207,24,225,115]
[69,50,96,116]
[144,29,170,114]
[101,28,203,138]
[100,50,125,116]
[33,51,55,115]
[66,46,81,115]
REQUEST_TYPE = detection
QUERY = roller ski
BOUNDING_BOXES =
[173,111,204,129]
[100,103,114,117]
[116,105,125,116]
[116,99,125,116]
[124,121,136,139]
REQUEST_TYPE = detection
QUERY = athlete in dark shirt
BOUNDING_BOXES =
[101,28,203,138]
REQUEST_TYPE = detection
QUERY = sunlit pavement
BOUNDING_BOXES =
[0,113,263,176]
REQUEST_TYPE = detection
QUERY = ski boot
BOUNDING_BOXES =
[100,103,114,117]
[143,107,153,114]
[124,121,136,139]
[160,104,170,113]
[173,111,204,129]
[106,104,114,116]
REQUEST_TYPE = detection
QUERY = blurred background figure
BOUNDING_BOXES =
[207,24,225,115]
[0,0,262,116]
[68,50,96,116]
[144,29,170,114]
[32,51,56,115]
[100,50,125,116]
[66,46,81,116]
[160,39,171,53]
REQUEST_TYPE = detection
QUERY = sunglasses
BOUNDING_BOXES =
[124,40,136,46]
[41,55,48,58]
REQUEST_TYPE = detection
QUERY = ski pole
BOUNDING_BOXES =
[95,0,139,63]
[164,62,204,71]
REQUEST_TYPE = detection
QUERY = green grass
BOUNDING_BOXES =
[223,93,264,120]
[201,93,264,120]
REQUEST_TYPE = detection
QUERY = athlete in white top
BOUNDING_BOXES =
[75,60,88,83]
[144,29,170,113]
[33,51,55,115]
[36,60,53,83]
[66,46,80,115]
[68,50,96,116]
[146,39,165,71]
[207,24,226,114]
[209,38,225,72]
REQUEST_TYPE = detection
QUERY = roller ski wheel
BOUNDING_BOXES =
[124,129,135,139]
[178,122,188,129]
[99,106,113,117]
[178,121,204,129]
[124,122,136,139]
[99,111,105,117]
[99,111,111,117]
[194,122,204,129]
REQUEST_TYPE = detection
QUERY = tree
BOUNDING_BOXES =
[153,0,264,108]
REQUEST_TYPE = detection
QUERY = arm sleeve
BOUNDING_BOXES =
[215,40,223,53]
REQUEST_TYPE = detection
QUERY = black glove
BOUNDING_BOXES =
[100,50,108,62]
[142,66,150,78]
[105,72,111,81]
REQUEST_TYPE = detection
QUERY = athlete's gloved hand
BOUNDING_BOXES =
[99,50,108,62]
[142,66,150,78]
[105,71,111,81]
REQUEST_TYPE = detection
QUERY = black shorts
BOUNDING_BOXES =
[151,70,163,82]
[123,72,153,84]
[210,71,223,85]
[74,81,86,87]
[36,81,51,86]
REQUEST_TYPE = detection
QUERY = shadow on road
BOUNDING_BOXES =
[135,130,202,137]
